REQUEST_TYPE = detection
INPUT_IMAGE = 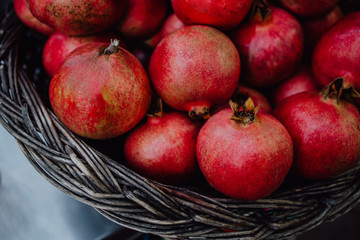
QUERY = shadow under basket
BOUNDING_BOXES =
[1,10,360,240]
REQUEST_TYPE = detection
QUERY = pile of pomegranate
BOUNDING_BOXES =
[16,0,360,200]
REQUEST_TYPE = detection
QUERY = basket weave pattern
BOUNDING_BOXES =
[1,10,360,240]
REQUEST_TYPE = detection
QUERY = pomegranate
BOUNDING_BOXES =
[197,98,293,200]
[273,79,360,179]
[302,6,343,59]
[231,6,303,87]
[171,0,253,30]
[312,11,360,92]
[42,31,124,77]
[13,0,54,35]
[25,0,126,35]
[116,0,167,39]
[272,66,319,106]
[49,40,152,139]
[124,104,200,185]
[213,84,272,114]
[148,25,240,120]
[277,0,339,16]
[145,13,186,48]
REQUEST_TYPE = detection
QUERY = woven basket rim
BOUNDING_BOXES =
[1,8,360,240]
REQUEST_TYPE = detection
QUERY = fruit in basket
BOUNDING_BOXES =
[25,0,126,35]
[171,0,253,30]
[149,25,240,120]
[124,103,200,185]
[49,40,151,139]
[272,66,319,106]
[197,98,293,200]
[231,6,303,87]
[116,0,167,39]
[277,0,339,16]
[42,31,124,77]
[312,11,360,92]
[273,79,360,179]
[13,0,54,35]
[145,13,186,48]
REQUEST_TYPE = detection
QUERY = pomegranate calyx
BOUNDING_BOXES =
[322,78,360,104]
[252,0,272,22]
[230,98,260,125]
[147,98,163,118]
[99,39,120,56]
[189,106,210,120]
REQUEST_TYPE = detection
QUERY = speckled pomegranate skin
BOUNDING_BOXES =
[116,0,167,39]
[171,0,253,30]
[124,112,200,185]
[14,0,54,35]
[273,92,360,179]
[272,66,318,106]
[312,11,360,91]
[231,7,303,87]
[277,0,339,16]
[25,0,126,35]
[43,31,123,77]
[196,109,293,200]
[49,43,152,139]
[148,25,240,115]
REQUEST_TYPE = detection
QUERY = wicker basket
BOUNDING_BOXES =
[1,7,360,240]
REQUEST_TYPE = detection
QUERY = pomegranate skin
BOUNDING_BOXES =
[277,0,339,17]
[148,25,240,117]
[231,7,303,87]
[145,13,186,48]
[272,66,319,106]
[171,0,253,30]
[116,0,167,39]
[42,32,123,77]
[273,92,360,179]
[49,42,152,139]
[124,112,200,185]
[196,108,293,200]
[25,0,126,36]
[14,0,54,35]
[312,11,360,91]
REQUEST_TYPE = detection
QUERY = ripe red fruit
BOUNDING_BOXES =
[49,40,152,139]
[124,111,200,185]
[25,0,126,35]
[231,6,303,87]
[273,82,360,179]
[197,99,293,200]
[171,0,253,30]
[312,11,360,91]
[116,0,167,39]
[277,0,339,17]
[272,66,319,106]
[14,0,54,35]
[149,25,240,119]
[145,13,186,48]
[42,31,124,77]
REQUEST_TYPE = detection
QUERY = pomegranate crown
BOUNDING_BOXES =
[230,98,260,125]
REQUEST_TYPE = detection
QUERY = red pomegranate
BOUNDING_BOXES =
[14,0,54,35]
[312,11,360,92]
[124,109,200,185]
[42,31,124,77]
[145,13,186,48]
[273,80,360,179]
[231,6,303,87]
[197,99,293,200]
[277,0,339,16]
[148,25,240,119]
[272,66,319,106]
[302,6,343,59]
[116,0,167,39]
[171,0,253,30]
[25,0,126,35]
[49,40,152,139]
